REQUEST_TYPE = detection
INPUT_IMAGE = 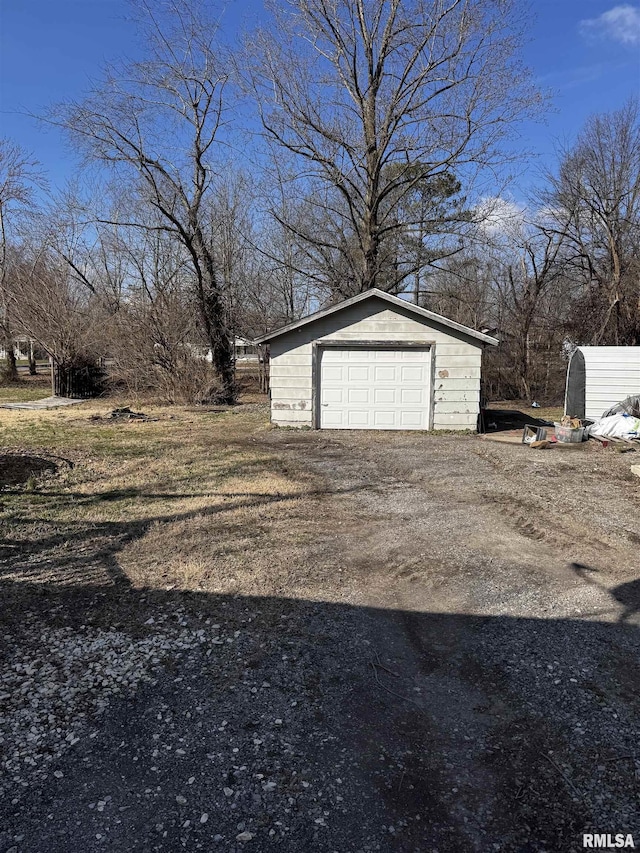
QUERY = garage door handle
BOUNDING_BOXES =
[321,403,328,406]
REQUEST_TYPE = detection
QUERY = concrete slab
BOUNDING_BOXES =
[479,429,588,449]
[479,431,524,445]
[1,396,87,411]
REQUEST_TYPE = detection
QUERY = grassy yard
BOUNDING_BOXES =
[487,399,564,423]
[0,375,52,403]
[0,397,325,605]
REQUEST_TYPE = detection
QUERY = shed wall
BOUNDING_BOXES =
[269,300,483,430]
[578,347,640,421]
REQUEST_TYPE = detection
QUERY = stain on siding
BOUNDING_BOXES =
[273,401,308,411]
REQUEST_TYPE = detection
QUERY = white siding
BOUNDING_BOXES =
[581,347,640,421]
[269,297,484,431]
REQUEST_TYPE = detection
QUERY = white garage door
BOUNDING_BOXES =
[319,346,431,430]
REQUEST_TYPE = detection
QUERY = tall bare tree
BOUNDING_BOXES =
[52,0,237,401]
[245,0,543,296]
[544,98,640,346]
[0,140,43,379]
[491,222,570,400]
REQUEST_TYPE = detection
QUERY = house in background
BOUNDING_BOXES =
[233,337,260,362]
[254,289,498,431]
[188,337,261,364]
[0,336,36,361]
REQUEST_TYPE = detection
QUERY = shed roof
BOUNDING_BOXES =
[253,289,499,346]
[576,345,640,365]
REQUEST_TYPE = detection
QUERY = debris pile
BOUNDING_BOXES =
[603,394,640,419]
[588,414,640,443]
[88,407,153,423]
[110,407,149,421]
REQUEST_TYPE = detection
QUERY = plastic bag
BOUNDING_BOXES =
[588,413,640,440]
[603,394,640,419]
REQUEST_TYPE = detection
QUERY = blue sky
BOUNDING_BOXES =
[0,0,638,198]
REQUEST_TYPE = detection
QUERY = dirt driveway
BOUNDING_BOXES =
[1,418,639,852]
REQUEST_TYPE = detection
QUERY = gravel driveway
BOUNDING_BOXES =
[2,427,639,852]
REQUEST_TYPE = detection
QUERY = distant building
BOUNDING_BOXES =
[0,336,34,361]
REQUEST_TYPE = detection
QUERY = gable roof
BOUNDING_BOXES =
[253,288,499,346]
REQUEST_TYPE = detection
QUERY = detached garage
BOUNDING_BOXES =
[254,289,498,431]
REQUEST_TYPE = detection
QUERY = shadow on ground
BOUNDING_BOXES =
[481,409,555,433]
[570,562,640,624]
[1,557,638,852]
[0,453,60,487]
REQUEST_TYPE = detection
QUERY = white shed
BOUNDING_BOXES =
[565,346,640,421]
[254,289,498,431]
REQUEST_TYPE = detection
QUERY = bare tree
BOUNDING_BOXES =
[244,0,543,296]
[107,226,220,403]
[52,0,237,402]
[38,182,131,316]
[254,154,318,321]
[0,140,44,379]
[10,247,103,381]
[491,223,569,400]
[423,200,573,402]
[543,99,640,345]
[423,253,495,331]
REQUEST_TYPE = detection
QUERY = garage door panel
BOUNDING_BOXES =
[319,346,431,430]
[347,410,370,427]
[322,388,343,404]
[348,388,369,403]
[373,366,395,381]
[322,365,343,381]
[321,349,344,363]
[373,411,396,427]
[374,388,396,404]
[347,366,369,381]
[321,409,344,427]
[401,365,425,382]
[401,388,423,404]
[400,410,424,428]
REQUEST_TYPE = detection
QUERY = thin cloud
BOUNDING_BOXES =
[474,197,527,241]
[580,4,640,46]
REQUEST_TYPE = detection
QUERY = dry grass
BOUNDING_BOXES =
[0,375,52,403]
[487,399,564,423]
[0,396,330,602]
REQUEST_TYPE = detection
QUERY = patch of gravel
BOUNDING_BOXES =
[0,615,220,791]
[1,598,397,853]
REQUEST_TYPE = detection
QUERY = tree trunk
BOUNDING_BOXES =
[361,77,380,292]
[4,334,17,380]
[28,340,37,375]
[193,238,236,404]
[362,232,379,292]
[258,345,269,394]
[520,323,532,401]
